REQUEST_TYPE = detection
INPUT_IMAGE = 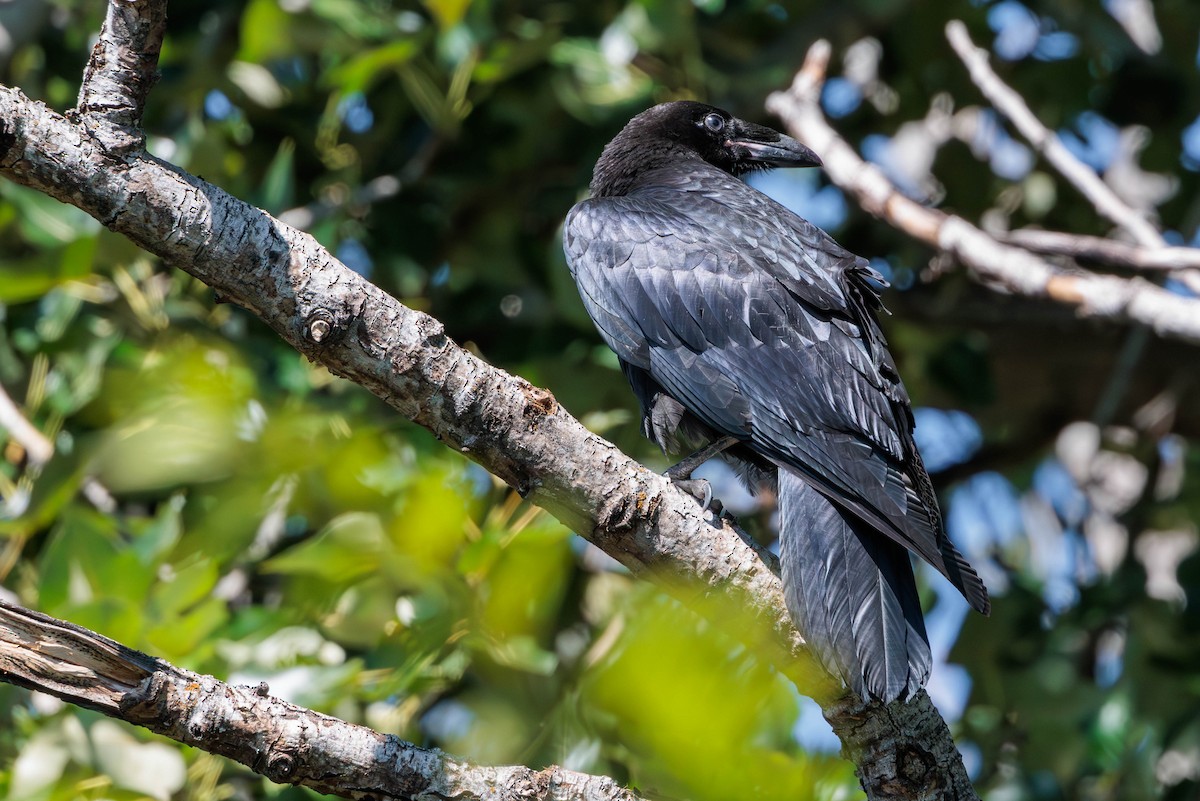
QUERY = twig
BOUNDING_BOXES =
[0,600,644,801]
[0,382,53,467]
[947,21,1180,428]
[945,20,1165,249]
[765,43,1200,346]
[0,382,116,516]
[1004,229,1200,272]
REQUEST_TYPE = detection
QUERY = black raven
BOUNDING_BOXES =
[564,101,990,702]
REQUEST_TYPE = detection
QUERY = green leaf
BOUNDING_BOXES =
[422,0,471,30]
[0,238,96,304]
[236,0,295,62]
[264,512,386,582]
[2,184,99,247]
[387,465,474,574]
[38,505,154,616]
[146,597,228,659]
[328,40,422,95]
[151,554,219,618]
[482,634,558,675]
[258,138,296,213]
[129,493,186,565]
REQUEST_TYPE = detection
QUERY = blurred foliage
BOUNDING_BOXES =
[2,0,1200,800]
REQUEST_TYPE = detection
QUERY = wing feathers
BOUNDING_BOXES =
[564,172,991,618]
[779,468,931,701]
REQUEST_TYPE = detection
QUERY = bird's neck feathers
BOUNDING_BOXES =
[589,132,716,198]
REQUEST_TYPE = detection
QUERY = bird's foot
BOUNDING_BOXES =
[664,435,739,482]
[668,476,724,515]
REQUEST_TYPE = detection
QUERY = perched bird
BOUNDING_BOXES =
[564,101,990,702]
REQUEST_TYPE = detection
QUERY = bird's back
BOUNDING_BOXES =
[566,164,988,616]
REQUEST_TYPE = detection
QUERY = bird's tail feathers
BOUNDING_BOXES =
[778,467,931,702]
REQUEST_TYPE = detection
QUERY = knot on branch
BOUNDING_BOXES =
[118,670,171,723]
[597,476,661,535]
[264,752,297,782]
[304,308,339,345]
[520,383,558,423]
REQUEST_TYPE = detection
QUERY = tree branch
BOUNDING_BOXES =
[0,600,644,801]
[944,20,1165,249]
[0,381,53,468]
[765,42,1200,347]
[0,3,984,798]
[2,76,801,662]
[1002,229,1200,272]
[74,0,166,153]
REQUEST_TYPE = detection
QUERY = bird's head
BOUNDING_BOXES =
[590,100,822,196]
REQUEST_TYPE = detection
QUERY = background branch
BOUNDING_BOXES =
[944,21,1165,249]
[1003,229,1200,272]
[0,600,643,801]
[765,42,1200,346]
[0,381,52,468]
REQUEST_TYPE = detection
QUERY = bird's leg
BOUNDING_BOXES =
[664,435,740,510]
[664,434,740,480]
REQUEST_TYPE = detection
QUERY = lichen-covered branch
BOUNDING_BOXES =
[0,601,644,801]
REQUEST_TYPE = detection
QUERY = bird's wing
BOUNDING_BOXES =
[565,180,989,614]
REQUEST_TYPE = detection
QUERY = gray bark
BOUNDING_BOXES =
[0,601,643,801]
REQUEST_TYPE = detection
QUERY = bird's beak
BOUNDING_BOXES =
[727,120,822,168]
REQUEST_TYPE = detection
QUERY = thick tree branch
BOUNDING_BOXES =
[0,600,643,801]
[0,4,982,799]
[765,42,1200,347]
[0,84,803,662]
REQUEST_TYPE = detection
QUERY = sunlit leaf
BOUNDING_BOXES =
[387,465,474,574]
[0,238,95,304]
[1,184,99,247]
[328,40,423,94]
[422,0,471,31]
[264,511,387,582]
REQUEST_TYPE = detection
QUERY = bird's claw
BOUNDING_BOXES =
[669,476,721,514]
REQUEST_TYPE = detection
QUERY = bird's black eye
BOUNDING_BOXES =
[703,113,725,132]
